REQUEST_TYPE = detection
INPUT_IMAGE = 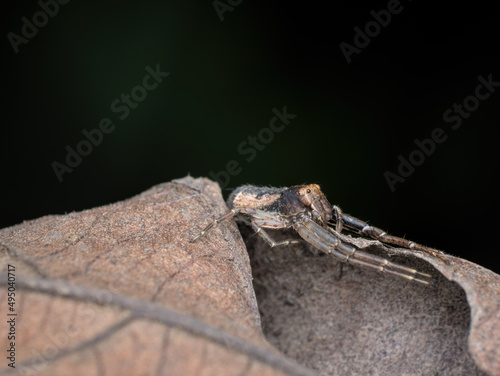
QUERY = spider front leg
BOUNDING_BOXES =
[332,205,344,233]
[332,209,447,262]
[294,214,432,284]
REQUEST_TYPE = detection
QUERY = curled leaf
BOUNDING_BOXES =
[2,177,498,376]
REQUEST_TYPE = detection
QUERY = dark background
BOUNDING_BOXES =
[2,1,499,273]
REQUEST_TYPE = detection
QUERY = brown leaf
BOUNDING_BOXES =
[3,177,499,376]
[0,177,315,376]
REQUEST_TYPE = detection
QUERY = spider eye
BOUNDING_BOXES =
[307,189,311,193]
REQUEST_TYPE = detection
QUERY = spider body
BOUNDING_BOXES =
[228,184,332,224]
[192,184,446,284]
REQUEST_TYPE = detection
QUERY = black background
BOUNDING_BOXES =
[2,1,499,273]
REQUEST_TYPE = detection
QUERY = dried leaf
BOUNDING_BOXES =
[2,177,499,376]
[0,177,315,376]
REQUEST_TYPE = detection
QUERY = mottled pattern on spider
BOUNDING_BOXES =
[191,184,447,284]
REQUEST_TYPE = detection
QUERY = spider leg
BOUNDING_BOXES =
[191,207,293,243]
[190,208,242,242]
[294,215,432,284]
[331,210,447,262]
[251,221,301,247]
[332,205,343,233]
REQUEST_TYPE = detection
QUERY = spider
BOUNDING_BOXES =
[191,184,447,284]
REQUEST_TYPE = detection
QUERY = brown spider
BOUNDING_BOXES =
[191,184,447,284]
